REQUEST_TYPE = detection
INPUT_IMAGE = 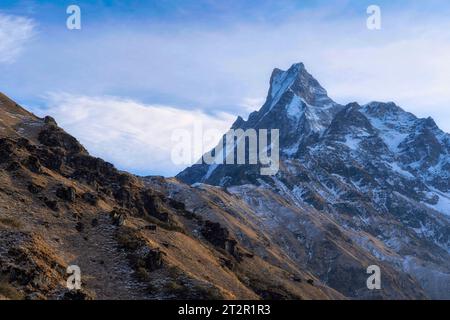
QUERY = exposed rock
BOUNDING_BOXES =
[75,222,84,232]
[43,116,57,126]
[82,192,98,206]
[56,185,76,202]
[6,161,21,172]
[38,124,85,154]
[144,249,163,271]
[110,208,127,226]
[201,220,229,248]
[91,218,99,227]
[62,290,93,300]
[27,183,44,194]
[140,190,169,222]
[23,156,42,173]
[43,198,58,212]
[143,224,157,231]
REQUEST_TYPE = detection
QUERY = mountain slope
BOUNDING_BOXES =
[0,92,345,300]
[177,63,450,299]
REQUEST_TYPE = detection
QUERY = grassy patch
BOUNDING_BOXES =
[143,215,186,234]
[0,216,22,228]
[116,227,144,251]
[0,281,24,300]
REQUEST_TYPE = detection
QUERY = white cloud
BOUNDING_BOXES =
[0,13,35,64]
[34,94,235,176]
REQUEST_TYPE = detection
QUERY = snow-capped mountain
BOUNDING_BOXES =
[177,63,450,298]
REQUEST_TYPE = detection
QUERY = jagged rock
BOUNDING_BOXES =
[16,137,31,148]
[144,249,163,271]
[113,187,132,208]
[38,124,85,154]
[43,198,58,212]
[201,220,229,248]
[56,185,76,202]
[225,239,237,256]
[0,138,16,163]
[27,183,44,194]
[43,116,57,126]
[36,148,64,171]
[23,156,42,173]
[143,224,157,231]
[75,222,84,232]
[62,290,93,300]
[82,192,98,206]
[91,218,99,227]
[110,208,127,226]
[6,161,21,172]
[140,190,169,222]
[201,220,239,260]
[168,198,185,211]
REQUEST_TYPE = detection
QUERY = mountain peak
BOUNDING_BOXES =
[267,62,333,109]
[230,62,340,140]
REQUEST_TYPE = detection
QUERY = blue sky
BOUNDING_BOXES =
[1,0,450,176]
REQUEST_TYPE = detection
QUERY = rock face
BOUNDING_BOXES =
[177,63,450,299]
[0,92,341,300]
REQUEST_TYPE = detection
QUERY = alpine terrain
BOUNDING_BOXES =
[177,63,450,299]
[0,62,449,300]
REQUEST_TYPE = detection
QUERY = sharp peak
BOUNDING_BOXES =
[267,61,331,107]
[271,62,306,78]
[269,62,324,91]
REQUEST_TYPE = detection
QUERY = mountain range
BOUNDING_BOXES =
[178,62,450,299]
[0,63,449,299]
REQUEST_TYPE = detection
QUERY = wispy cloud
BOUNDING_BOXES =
[31,94,235,176]
[0,13,35,64]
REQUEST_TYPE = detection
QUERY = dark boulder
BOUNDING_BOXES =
[225,239,238,256]
[62,289,93,300]
[56,185,76,202]
[6,161,21,172]
[144,249,163,271]
[0,138,16,163]
[37,148,64,171]
[23,156,42,173]
[43,116,57,126]
[75,222,84,232]
[201,220,229,248]
[38,124,85,154]
[110,208,127,226]
[82,192,98,206]
[143,224,157,231]
[44,198,59,212]
[27,183,44,194]
[91,218,99,227]
[168,198,186,211]
[141,190,169,222]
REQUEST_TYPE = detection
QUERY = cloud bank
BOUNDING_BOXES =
[32,94,235,176]
[0,13,34,64]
